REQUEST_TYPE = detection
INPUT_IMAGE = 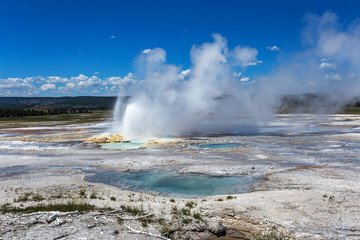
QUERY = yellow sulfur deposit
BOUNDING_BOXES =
[88,134,125,143]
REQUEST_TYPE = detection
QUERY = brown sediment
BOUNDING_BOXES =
[146,138,181,146]
[294,165,339,170]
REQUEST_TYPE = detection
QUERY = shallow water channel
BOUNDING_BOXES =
[191,143,244,149]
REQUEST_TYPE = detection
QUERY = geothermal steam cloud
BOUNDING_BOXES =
[113,34,274,138]
[113,12,360,138]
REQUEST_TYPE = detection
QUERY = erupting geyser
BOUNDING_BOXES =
[111,15,360,138]
[111,34,275,138]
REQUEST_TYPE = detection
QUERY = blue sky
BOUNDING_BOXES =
[1,0,360,96]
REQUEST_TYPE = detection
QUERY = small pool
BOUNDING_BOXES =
[100,142,145,150]
[192,143,244,150]
[84,169,254,197]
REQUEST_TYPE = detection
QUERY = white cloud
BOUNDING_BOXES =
[105,77,122,84]
[0,72,142,96]
[24,76,69,84]
[268,11,360,95]
[65,83,76,89]
[233,72,242,78]
[142,49,152,54]
[40,84,56,91]
[325,73,342,81]
[110,35,116,39]
[233,46,262,67]
[303,11,360,72]
[0,77,38,96]
[319,62,337,70]
[86,76,102,87]
[246,60,263,66]
[179,69,191,80]
[45,76,69,83]
[106,73,135,88]
[71,74,88,82]
[141,48,167,65]
[267,45,280,51]
[240,77,250,82]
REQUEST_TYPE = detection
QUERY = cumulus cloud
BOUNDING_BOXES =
[70,74,88,82]
[142,49,152,54]
[179,69,191,80]
[267,45,280,51]
[0,77,39,96]
[325,73,342,81]
[233,72,250,83]
[105,73,136,93]
[40,84,56,91]
[0,73,140,96]
[319,62,337,70]
[65,83,76,89]
[45,76,69,83]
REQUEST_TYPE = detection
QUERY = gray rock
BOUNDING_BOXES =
[181,222,207,232]
[207,222,226,235]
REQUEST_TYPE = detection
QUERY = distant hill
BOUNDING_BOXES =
[278,93,360,113]
[0,96,118,110]
[0,94,358,114]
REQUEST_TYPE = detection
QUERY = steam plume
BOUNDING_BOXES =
[113,34,274,138]
[113,11,360,137]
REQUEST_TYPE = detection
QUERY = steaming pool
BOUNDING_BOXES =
[84,169,255,197]
[0,165,256,197]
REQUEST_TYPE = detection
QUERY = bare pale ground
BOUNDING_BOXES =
[0,114,360,239]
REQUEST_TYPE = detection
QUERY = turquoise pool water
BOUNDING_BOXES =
[85,169,254,197]
[193,143,244,149]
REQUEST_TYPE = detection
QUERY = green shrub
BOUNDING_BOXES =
[185,201,195,208]
[182,218,192,224]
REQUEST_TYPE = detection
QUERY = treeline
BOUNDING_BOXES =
[278,93,360,113]
[0,96,117,108]
[0,108,93,118]
[0,96,122,118]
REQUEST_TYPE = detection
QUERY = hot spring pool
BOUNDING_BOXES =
[100,142,145,150]
[192,143,244,150]
[84,169,255,197]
